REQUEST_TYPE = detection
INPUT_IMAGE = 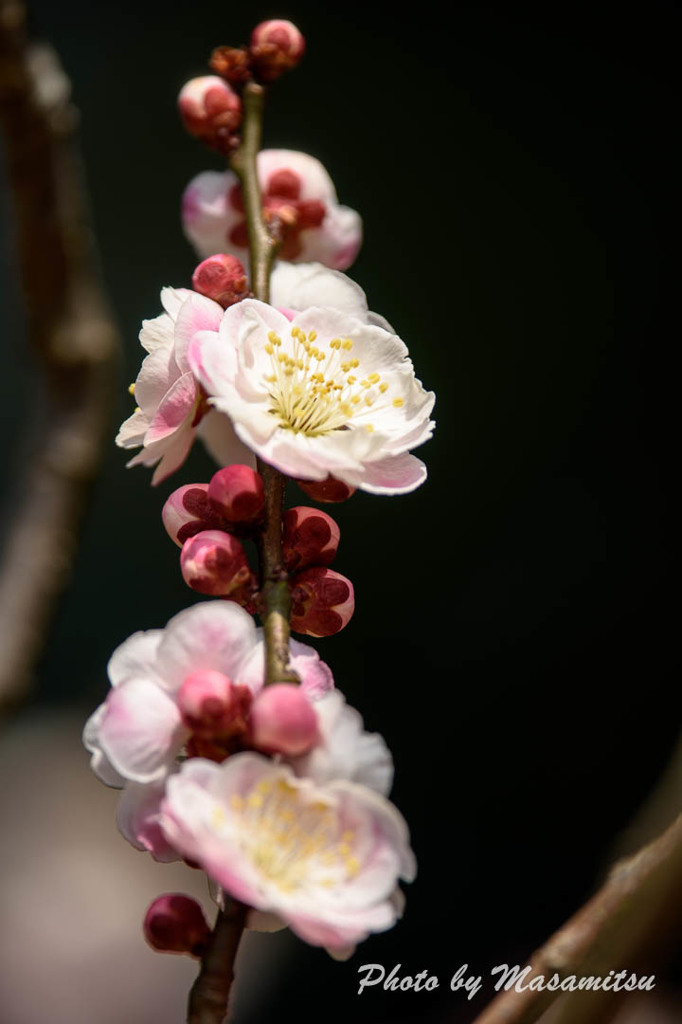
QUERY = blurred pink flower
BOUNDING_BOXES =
[182,150,362,270]
[160,754,416,953]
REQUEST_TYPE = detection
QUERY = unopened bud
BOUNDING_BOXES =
[250,20,305,81]
[178,76,242,152]
[192,254,249,308]
[143,894,210,957]
[208,465,265,523]
[249,683,319,755]
[290,567,355,637]
[162,483,223,547]
[283,506,340,570]
[178,669,252,737]
[296,475,356,504]
[210,45,252,85]
[180,530,250,595]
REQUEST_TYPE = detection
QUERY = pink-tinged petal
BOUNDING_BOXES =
[117,782,180,862]
[188,329,238,397]
[236,634,334,697]
[286,901,396,949]
[161,286,193,319]
[82,707,126,787]
[174,293,224,374]
[181,170,239,259]
[345,452,428,495]
[258,150,337,203]
[107,629,164,687]
[300,205,363,270]
[150,423,196,485]
[155,602,258,692]
[196,410,256,469]
[145,373,197,445]
[289,638,335,699]
[115,406,148,449]
[134,347,180,418]
[98,677,187,783]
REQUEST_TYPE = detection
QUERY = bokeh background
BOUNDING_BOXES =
[0,2,679,1022]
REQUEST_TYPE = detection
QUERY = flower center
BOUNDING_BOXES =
[215,777,360,892]
[264,326,402,437]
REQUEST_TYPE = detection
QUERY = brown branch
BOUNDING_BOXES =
[229,81,297,687]
[0,0,119,718]
[187,901,248,1024]
[472,814,682,1024]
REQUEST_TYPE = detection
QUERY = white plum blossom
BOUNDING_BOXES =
[182,150,362,270]
[289,691,394,796]
[117,287,252,484]
[188,298,435,494]
[119,264,389,484]
[159,754,416,953]
[83,602,334,858]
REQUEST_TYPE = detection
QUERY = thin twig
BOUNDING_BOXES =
[472,814,682,1024]
[0,0,119,719]
[230,81,297,687]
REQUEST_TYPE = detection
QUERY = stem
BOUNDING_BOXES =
[187,74,297,1024]
[229,83,276,302]
[472,814,682,1024]
[229,81,298,686]
[0,0,119,718]
[187,901,247,1024]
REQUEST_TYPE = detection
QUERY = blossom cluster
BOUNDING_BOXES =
[85,19,434,967]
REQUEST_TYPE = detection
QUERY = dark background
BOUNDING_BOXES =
[1,2,679,1021]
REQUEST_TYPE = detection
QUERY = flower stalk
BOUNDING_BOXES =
[230,80,298,687]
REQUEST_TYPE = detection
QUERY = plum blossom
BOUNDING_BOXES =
[289,691,394,796]
[160,754,416,953]
[182,150,362,270]
[188,298,435,494]
[116,287,253,484]
[119,264,385,484]
[83,602,334,858]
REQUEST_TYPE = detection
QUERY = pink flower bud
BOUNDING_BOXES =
[178,76,242,151]
[192,254,249,308]
[180,530,250,595]
[162,483,223,547]
[250,20,305,81]
[178,669,252,737]
[283,506,340,570]
[290,567,355,637]
[249,683,319,756]
[143,894,211,957]
[296,475,356,504]
[208,465,265,523]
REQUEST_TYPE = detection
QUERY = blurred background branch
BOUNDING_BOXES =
[0,0,119,719]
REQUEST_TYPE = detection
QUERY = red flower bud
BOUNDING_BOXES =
[192,254,249,309]
[162,483,223,547]
[177,669,252,737]
[178,76,242,152]
[180,530,250,595]
[290,567,355,637]
[143,894,210,957]
[250,20,305,81]
[208,465,265,523]
[283,506,340,570]
[249,683,319,756]
[296,475,356,504]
